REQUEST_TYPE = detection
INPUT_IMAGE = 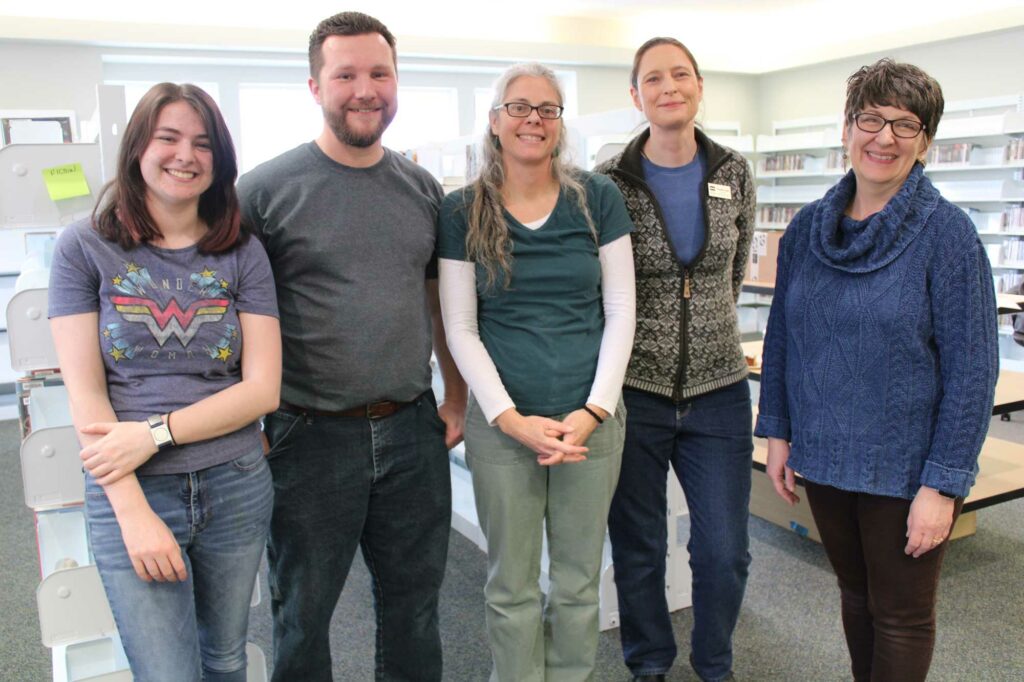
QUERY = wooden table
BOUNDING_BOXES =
[750,434,1024,542]
[997,292,1024,315]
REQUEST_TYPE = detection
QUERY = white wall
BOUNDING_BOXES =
[2,25,1022,149]
[0,40,640,150]
[755,26,1024,131]
[576,67,763,138]
[0,42,104,130]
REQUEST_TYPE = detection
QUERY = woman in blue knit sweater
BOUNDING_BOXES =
[755,59,997,681]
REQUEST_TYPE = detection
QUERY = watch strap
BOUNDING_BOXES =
[147,414,175,450]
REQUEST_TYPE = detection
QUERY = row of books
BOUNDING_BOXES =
[987,237,1024,264]
[994,271,1024,293]
[1006,138,1024,163]
[928,143,974,166]
[757,151,844,173]
[1002,206,1024,229]
[760,153,809,172]
[757,206,798,225]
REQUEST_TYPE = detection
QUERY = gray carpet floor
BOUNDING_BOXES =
[2,416,1023,681]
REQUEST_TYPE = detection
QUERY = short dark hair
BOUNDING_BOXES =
[308,11,397,79]
[845,58,944,142]
[630,37,701,90]
[92,83,242,254]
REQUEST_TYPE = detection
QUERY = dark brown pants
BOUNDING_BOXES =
[804,481,962,682]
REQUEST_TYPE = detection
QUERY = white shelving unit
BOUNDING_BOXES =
[751,96,1024,298]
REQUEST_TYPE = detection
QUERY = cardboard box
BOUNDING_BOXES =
[747,230,783,285]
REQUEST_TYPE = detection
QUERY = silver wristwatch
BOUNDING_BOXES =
[147,414,175,450]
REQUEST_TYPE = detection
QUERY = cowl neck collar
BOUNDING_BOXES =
[810,162,939,273]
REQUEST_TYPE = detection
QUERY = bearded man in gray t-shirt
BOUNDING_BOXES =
[237,12,466,682]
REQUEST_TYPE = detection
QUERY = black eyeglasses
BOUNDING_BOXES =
[494,102,564,120]
[853,112,926,139]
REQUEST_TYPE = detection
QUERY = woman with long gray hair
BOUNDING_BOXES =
[438,62,636,680]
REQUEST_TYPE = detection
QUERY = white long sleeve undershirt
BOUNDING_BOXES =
[439,234,636,424]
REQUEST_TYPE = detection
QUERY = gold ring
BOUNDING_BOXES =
[931,536,944,545]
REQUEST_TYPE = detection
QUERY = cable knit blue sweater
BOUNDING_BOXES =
[755,163,998,499]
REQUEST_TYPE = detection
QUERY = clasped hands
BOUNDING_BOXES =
[496,405,608,466]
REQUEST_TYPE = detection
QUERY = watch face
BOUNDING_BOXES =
[152,425,173,446]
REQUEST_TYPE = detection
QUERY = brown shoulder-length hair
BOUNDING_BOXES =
[92,82,243,254]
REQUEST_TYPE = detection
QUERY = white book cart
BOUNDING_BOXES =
[5,141,268,681]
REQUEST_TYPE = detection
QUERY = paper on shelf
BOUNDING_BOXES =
[41,163,91,201]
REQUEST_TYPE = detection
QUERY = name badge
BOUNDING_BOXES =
[708,183,732,200]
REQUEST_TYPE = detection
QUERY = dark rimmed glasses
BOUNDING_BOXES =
[853,112,926,139]
[494,102,564,120]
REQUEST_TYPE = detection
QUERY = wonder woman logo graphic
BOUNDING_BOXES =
[112,296,229,347]
[99,262,237,361]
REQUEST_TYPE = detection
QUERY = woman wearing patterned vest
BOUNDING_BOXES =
[595,37,756,682]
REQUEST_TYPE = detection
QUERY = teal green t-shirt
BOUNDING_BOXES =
[438,171,634,416]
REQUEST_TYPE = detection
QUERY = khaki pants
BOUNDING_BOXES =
[465,396,625,682]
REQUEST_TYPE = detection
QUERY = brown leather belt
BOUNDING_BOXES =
[279,400,409,420]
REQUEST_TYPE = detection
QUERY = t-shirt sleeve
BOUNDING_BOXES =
[424,174,445,280]
[590,174,635,246]
[438,190,471,262]
[234,236,279,318]
[48,224,101,318]
[236,172,267,245]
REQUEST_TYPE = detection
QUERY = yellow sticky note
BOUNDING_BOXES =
[41,163,91,201]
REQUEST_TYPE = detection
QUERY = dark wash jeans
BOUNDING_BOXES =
[608,381,753,682]
[804,480,963,682]
[263,391,452,682]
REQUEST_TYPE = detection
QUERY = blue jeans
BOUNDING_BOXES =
[85,446,273,682]
[608,381,752,682]
[263,392,452,682]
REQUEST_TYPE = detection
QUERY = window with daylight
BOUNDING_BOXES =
[382,86,460,152]
[110,81,221,121]
[238,84,322,173]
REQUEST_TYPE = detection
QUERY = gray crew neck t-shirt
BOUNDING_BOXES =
[48,221,279,475]
[237,143,444,411]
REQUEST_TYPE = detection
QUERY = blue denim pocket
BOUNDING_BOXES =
[419,391,448,436]
[264,409,305,459]
[231,445,267,472]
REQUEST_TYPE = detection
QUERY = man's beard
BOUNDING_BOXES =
[324,103,394,148]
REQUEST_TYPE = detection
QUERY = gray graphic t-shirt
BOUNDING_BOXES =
[49,220,278,475]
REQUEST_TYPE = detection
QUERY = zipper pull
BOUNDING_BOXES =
[683,272,692,299]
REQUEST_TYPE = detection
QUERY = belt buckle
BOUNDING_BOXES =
[366,401,393,420]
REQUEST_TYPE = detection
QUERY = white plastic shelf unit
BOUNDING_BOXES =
[926,100,1024,293]
[753,116,843,235]
[751,97,1024,296]
[9,277,267,682]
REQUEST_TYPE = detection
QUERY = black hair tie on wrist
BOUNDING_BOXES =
[166,411,177,445]
[582,405,604,424]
